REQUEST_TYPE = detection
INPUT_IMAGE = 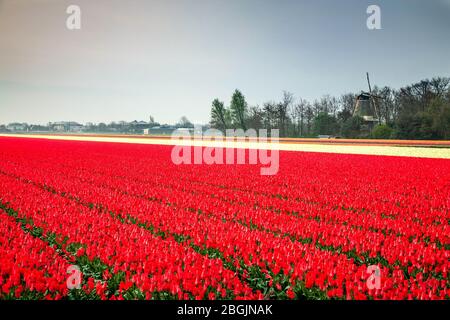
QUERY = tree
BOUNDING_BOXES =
[210,99,230,132]
[319,95,339,116]
[372,124,393,139]
[337,93,355,127]
[393,113,431,140]
[434,104,450,139]
[176,116,193,128]
[340,93,356,115]
[430,77,450,97]
[292,98,309,137]
[98,123,107,132]
[304,105,315,136]
[342,116,364,138]
[312,100,322,117]
[428,97,450,139]
[247,105,264,131]
[313,112,338,136]
[263,101,277,129]
[207,76,450,140]
[277,91,294,137]
[230,89,248,130]
[372,86,395,124]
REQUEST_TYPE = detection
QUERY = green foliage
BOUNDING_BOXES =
[371,124,393,139]
[341,116,364,138]
[429,98,450,139]
[313,112,338,136]
[230,89,248,130]
[246,106,264,130]
[210,99,231,133]
[175,116,193,128]
[211,79,450,139]
[394,112,437,140]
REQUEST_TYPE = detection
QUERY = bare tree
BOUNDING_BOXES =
[277,91,294,137]
[292,98,309,137]
[247,105,264,131]
[263,101,277,129]
[372,86,396,124]
[305,104,315,136]
[340,93,356,115]
[312,100,322,117]
[430,77,450,98]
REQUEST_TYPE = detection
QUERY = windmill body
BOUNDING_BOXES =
[354,92,379,122]
[353,73,381,131]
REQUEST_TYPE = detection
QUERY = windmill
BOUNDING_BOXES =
[353,72,383,128]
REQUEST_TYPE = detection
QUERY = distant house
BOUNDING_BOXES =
[49,122,66,131]
[6,122,28,132]
[130,120,148,126]
[130,120,148,127]
[49,121,84,132]
[67,122,84,132]
[128,120,149,133]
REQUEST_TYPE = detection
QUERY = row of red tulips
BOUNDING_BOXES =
[1,161,447,291]
[0,141,448,284]
[2,139,447,248]
[0,137,449,299]
[0,173,258,300]
[0,210,73,299]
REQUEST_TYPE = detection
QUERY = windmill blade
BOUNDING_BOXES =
[366,72,373,94]
[366,73,386,100]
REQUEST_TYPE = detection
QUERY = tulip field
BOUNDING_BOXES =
[0,136,449,300]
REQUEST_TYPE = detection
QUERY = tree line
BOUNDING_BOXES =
[210,77,450,139]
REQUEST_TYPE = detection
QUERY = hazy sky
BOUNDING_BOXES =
[1,0,449,125]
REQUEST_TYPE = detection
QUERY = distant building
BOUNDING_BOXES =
[49,121,84,132]
[68,122,84,132]
[6,122,28,132]
[130,120,148,127]
[49,122,66,131]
